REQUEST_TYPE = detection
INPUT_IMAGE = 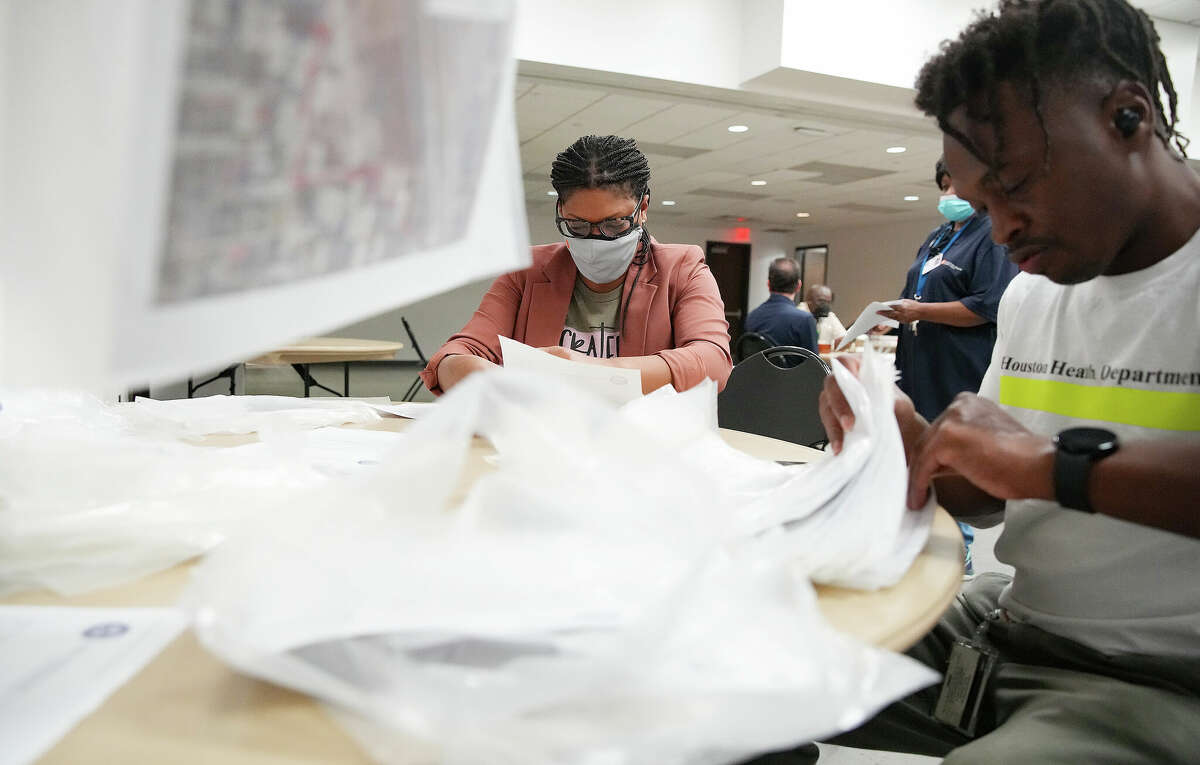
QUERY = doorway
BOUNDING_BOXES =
[704,241,751,345]
[794,244,829,297]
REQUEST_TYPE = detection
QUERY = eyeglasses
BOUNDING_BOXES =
[555,195,646,240]
[555,211,639,240]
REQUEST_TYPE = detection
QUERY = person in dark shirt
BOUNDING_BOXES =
[884,158,1018,421]
[744,257,817,352]
[880,158,1019,574]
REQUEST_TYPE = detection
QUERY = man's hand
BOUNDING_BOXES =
[878,299,923,324]
[818,355,927,457]
[907,393,1055,509]
[436,354,498,392]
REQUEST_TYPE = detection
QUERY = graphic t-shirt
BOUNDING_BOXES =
[560,277,623,358]
[978,232,1200,656]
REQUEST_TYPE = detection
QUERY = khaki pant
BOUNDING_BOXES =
[823,572,1200,764]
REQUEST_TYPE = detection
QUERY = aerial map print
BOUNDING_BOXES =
[158,0,512,303]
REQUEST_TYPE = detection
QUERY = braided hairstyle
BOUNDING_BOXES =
[914,0,1188,177]
[551,135,654,336]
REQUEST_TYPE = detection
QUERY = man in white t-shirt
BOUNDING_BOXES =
[757,2,1200,764]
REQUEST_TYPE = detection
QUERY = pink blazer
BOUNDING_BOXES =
[421,240,733,395]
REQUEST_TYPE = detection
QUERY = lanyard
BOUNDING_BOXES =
[915,218,970,299]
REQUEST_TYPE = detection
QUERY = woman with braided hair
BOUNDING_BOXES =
[421,134,732,395]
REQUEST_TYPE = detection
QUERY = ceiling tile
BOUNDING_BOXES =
[561,94,677,136]
[625,102,742,143]
[516,83,606,139]
[790,161,897,185]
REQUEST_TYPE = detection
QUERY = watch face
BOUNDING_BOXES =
[1056,427,1118,455]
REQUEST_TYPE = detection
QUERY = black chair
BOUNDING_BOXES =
[400,316,429,402]
[717,346,830,448]
[733,331,776,363]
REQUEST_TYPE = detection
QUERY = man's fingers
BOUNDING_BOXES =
[818,390,844,454]
[819,356,863,454]
[907,423,953,509]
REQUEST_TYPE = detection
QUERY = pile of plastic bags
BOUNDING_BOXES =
[0,392,382,595]
[1,346,940,762]
[181,345,939,764]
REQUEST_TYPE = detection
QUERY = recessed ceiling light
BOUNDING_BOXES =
[886,146,907,154]
[661,200,676,206]
[547,190,558,196]
[727,124,749,133]
[796,212,811,218]
[750,179,767,186]
[904,195,920,201]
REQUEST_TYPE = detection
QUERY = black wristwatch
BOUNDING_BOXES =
[1052,427,1119,513]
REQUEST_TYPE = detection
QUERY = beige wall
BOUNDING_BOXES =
[794,216,941,323]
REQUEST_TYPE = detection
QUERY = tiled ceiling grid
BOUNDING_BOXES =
[516,77,947,232]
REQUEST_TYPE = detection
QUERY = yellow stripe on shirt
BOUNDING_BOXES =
[998,376,1200,431]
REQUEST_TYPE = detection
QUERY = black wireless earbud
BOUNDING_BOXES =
[1115,107,1142,138]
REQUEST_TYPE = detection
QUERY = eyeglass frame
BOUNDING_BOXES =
[554,191,649,240]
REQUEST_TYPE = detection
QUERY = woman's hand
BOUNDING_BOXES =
[436,354,498,392]
[537,346,600,364]
[877,299,924,324]
[537,347,673,394]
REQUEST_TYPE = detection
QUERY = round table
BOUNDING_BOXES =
[5,420,963,765]
[247,337,405,398]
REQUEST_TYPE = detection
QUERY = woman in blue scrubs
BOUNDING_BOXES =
[881,158,1018,572]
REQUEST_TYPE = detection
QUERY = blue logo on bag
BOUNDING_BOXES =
[83,622,129,639]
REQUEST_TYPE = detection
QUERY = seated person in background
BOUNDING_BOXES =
[785,1,1200,763]
[744,257,817,353]
[420,135,732,396]
[797,284,846,348]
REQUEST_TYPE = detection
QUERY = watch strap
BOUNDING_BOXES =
[1054,449,1096,513]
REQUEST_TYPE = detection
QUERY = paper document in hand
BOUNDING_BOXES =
[837,300,902,350]
[0,606,186,765]
[498,336,641,405]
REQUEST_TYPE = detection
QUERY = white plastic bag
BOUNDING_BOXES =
[123,394,384,438]
[0,391,339,595]
[187,345,939,764]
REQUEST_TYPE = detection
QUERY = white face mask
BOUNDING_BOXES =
[565,227,642,284]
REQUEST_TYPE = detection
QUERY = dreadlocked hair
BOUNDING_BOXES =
[551,135,654,338]
[551,135,653,264]
[914,0,1188,175]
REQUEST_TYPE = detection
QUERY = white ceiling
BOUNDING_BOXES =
[516,2,1200,233]
[1136,0,1200,25]
[516,76,946,233]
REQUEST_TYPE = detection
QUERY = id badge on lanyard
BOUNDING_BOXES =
[913,222,968,335]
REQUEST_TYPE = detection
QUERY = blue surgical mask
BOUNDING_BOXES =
[565,227,641,283]
[937,194,974,222]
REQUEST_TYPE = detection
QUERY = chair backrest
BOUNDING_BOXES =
[733,331,775,363]
[717,345,830,448]
[401,316,428,366]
